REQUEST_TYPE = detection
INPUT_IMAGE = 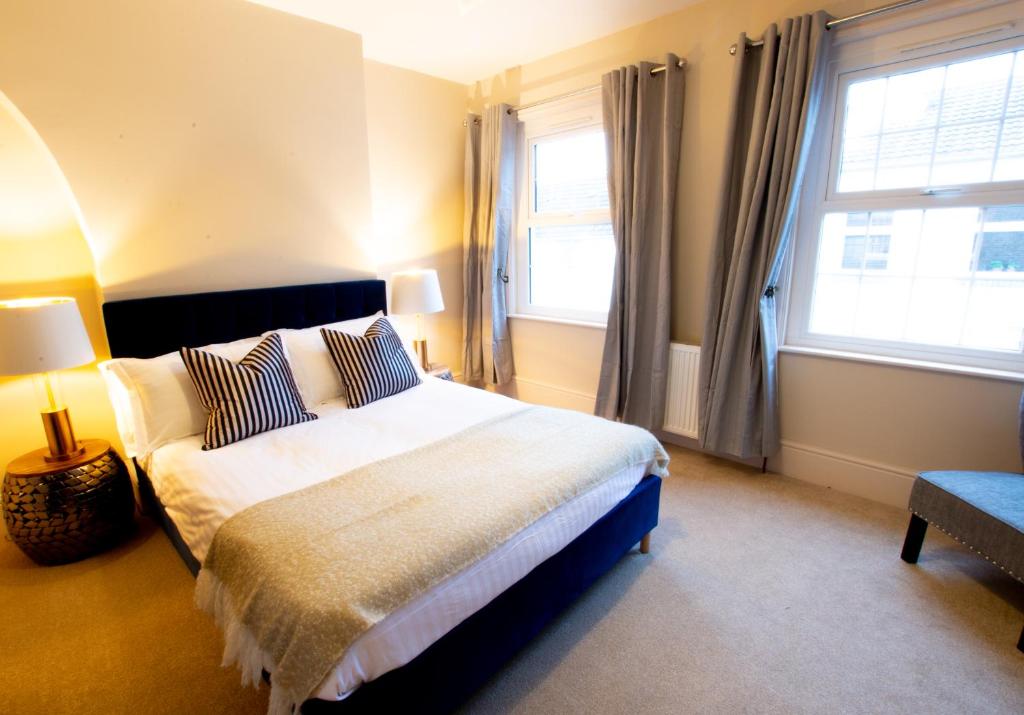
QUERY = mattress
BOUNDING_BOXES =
[143,377,653,700]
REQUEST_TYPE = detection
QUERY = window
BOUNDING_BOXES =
[513,91,614,323]
[835,51,1024,191]
[788,12,1024,375]
[840,212,892,270]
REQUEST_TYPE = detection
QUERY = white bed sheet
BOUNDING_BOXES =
[143,378,655,700]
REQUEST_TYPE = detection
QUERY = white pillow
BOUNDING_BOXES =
[99,364,142,458]
[99,335,263,458]
[267,312,424,407]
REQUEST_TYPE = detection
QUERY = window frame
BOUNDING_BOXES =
[785,9,1024,377]
[510,89,613,325]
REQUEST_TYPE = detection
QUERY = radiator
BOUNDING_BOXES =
[662,343,700,439]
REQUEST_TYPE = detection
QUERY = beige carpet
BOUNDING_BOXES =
[1,445,1021,714]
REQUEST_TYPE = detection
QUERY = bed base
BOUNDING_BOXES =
[135,459,201,576]
[135,464,661,713]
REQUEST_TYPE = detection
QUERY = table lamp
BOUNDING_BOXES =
[390,269,445,370]
[0,297,96,462]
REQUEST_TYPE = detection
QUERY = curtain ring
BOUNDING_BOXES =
[498,268,510,284]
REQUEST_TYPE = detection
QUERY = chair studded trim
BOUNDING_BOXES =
[180,333,316,450]
[321,318,421,408]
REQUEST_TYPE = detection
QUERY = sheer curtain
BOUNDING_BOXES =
[462,104,516,385]
[698,13,832,459]
[594,54,685,430]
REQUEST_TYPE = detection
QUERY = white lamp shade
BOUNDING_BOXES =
[0,297,96,376]
[390,269,445,315]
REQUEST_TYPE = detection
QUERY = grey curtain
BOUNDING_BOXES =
[461,104,516,385]
[698,13,832,459]
[594,54,685,430]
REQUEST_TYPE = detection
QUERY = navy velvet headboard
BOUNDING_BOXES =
[103,279,387,359]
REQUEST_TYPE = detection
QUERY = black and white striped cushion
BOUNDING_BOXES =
[180,333,316,450]
[321,318,421,408]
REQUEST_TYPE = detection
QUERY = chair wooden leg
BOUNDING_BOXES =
[639,533,651,554]
[901,514,928,564]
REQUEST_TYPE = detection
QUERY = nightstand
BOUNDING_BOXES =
[427,364,454,381]
[2,439,135,565]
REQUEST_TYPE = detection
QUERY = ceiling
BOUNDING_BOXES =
[248,0,700,85]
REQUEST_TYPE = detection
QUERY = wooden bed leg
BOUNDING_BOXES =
[639,533,651,554]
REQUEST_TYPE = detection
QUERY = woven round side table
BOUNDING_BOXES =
[2,439,135,565]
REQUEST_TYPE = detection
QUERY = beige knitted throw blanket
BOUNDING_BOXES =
[195,406,669,714]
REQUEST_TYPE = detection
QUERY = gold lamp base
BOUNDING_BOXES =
[413,338,429,371]
[40,407,85,463]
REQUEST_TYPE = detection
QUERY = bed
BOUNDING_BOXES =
[101,279,665,714]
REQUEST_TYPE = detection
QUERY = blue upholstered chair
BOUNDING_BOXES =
[900,389,1024,652]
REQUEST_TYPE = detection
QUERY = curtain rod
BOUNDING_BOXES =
[463,59,686,125]
[510,59,685,114]
[728,0,929,55]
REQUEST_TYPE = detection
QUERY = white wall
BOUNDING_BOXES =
[363,60,468,374]
[0,0,376,300]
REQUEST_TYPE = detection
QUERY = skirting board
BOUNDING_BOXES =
[509,376,596,413]
[769,441,916,508]
[505,377,916,509]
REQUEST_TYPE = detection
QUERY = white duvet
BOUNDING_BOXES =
[143,377,653,700]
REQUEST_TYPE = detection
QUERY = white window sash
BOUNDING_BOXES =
[511,92,612,324]
[785,5,1024,375]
